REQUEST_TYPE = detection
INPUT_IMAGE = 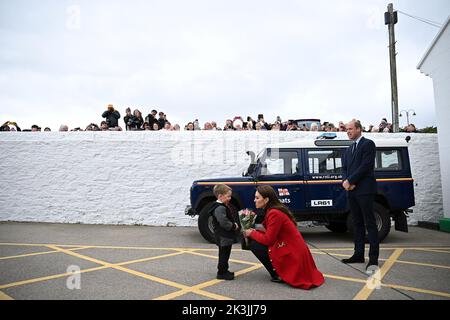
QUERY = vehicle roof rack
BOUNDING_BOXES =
[314,139,353,147]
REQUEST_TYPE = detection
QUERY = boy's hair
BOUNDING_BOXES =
[213,184,232,198]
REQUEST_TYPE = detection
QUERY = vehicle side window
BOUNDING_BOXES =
[291,158,299,175]
[375,149,402,171]
[260,150,299,175]
[307,150,343,174]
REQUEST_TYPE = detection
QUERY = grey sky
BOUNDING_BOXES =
[1,0,449,130]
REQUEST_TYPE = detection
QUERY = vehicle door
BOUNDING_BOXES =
[375,147,415,209]
[303,148,347,213]
[256,148,306,213]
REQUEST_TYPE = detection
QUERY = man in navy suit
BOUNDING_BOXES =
[341,120,379,269]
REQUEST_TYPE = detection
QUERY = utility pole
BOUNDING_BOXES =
[385,3,399,132]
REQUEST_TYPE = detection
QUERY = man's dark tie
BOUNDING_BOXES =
[352,142,357,154]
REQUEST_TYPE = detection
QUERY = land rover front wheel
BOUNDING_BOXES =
[198,202,217,243]
[346,202,391,242]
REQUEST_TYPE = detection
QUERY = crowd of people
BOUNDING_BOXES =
[1,105,420,133]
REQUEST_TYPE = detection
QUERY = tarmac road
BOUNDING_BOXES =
[0,222,449,300]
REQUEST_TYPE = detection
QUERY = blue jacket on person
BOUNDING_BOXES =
[342,136,377,195]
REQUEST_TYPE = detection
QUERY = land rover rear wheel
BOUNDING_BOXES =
[198,202,217,243]
[347,202,391,242]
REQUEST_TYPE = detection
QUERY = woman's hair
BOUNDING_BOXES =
[256,185,297,226]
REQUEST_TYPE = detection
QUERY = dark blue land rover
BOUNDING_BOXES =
[186,136,414,243]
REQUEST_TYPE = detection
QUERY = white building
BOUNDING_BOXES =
[417,15,450,232]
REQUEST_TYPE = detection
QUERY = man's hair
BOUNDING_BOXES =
[213,184,232,198]
[349,119,362,130]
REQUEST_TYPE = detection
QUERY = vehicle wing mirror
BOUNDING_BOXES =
[246,151,256,164]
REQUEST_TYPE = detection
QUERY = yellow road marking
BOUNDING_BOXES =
[0,242,217,251]
[188,248,450,297]
[0,266,109,290]
[396,260,450,270]
[0,245,257,300]
[0,247,90,261]
[323,273,450,299]
[47,246,236,300]
[1,243,449,300]
[115,251,186,266]
[0,242,79,247]
[0,250,184,290]
[411,248,450,254]
[353,249,404,300]
[323,274,368,284]
[47,245,188,289]
[185,250,260,266]
[382,283,450,299]
[0,290,14,300]
[153,286,233,301]
[310,247,450,251]
[153,264,262,300]
[313,251,450,270]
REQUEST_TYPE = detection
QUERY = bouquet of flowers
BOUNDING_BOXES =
[238,208,256,230]
[238,209,256,250]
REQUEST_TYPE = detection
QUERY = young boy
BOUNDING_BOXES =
[210,184,240,280]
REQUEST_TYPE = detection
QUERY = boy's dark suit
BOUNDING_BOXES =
[209,202,239,275]
[342,136,379,264]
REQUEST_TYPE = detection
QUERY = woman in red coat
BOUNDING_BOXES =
[244,186,325,289]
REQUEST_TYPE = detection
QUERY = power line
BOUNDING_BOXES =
[398,10,442,26]
[398,10,443,28]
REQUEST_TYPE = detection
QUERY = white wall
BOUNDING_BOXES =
[419,21,450,219]
[0,131,443,226]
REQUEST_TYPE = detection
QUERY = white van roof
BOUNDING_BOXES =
[266,138,409,149]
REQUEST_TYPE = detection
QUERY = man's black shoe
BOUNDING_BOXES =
[366,261,379,270]
[341,255,365,264]
[217,271,235,280]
